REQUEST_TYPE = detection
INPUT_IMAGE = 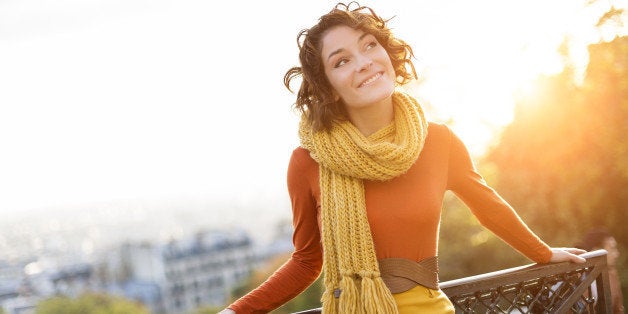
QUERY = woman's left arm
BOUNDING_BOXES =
[445,126,585,264]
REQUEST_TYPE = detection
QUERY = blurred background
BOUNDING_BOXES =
[0,0,626,313]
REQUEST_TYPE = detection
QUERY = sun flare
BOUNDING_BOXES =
[399,0,617,157]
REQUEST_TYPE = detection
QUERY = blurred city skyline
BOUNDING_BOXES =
[1,0,620,226]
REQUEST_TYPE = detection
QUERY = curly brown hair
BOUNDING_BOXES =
[284,2,417,131]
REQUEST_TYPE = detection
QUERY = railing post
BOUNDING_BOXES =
[595,258,613,313]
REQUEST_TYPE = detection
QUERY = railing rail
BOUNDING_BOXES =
[441,250,611,313]
[293,250,610,313]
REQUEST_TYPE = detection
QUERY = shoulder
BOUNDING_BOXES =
[287,147,319,194]
[291,146,314,160]
[288,147,319,175]
[426,122,454,145]
[422,122,471,161]
[290,147,316,166]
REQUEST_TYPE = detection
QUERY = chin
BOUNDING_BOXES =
[353,91,394,108]
[368,84,395,100]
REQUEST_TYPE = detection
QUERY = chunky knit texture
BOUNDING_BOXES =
[299,91,428,313]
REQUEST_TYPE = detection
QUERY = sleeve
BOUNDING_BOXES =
[445,126,552,264]
[228,149,323,313]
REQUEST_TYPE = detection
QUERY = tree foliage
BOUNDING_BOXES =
[484,35,627,248]
[35,293,148,314]
[438,34,627,312]
[483,35,628,303]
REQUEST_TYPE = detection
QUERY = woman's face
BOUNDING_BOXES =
[320,25,396,114]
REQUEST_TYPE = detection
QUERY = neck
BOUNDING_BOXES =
[347,97,394,136]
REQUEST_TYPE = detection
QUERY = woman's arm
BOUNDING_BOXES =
[446,126,584,264]
[224,149,323,313]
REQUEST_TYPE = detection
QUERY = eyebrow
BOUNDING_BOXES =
[326,32,370,62]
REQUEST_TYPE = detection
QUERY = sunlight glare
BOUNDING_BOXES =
[1,0,626,219]
[401,0,622,156]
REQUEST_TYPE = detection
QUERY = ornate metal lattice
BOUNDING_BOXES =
[441,250,611,314]
[448,268,599,313]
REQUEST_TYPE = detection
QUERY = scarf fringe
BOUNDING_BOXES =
[321,289,336,314]
[322,275,399,314]
[338,275,360,313]
[362,275,399,314]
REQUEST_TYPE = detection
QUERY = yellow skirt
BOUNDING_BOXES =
[392,285,455,313]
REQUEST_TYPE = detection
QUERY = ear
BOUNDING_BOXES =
[332,90,341,102]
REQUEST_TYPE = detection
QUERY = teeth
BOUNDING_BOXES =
[360,73,381,87]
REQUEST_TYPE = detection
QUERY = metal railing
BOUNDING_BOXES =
[293,250,610,313]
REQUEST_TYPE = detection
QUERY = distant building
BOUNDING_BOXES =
[0,265,21,304]
[1,262,98,314]
[118,229,258,314]
[0,226,292,314]
[1,296,37,314]
[0,281,22,314]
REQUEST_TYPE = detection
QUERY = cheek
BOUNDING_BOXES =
[380,50,395,68]
[327,71,352,92]
[385,57,396,76]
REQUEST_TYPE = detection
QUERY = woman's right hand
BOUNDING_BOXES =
[217,309,235,314]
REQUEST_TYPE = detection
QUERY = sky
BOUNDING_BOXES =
[0,0,625,227]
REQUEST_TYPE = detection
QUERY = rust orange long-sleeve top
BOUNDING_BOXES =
[229,122,552,313]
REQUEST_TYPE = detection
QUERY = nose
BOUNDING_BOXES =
[356,56,373,72]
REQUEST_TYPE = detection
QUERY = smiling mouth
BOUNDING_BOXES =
[358,72,383,88]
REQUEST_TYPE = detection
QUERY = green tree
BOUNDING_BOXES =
[483,35,628,307]
[439,3,628,287]
[484,35,627,245]
[36,293,148,314]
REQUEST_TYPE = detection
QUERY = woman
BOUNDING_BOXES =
[220,3,585,313]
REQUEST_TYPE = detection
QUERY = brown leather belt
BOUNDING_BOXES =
[378,256,439,293]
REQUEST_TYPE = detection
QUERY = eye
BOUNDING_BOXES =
[365,41,378,50]
[334,58,349,68]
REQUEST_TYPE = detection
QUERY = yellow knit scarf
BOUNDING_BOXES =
[299,91,428,313]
